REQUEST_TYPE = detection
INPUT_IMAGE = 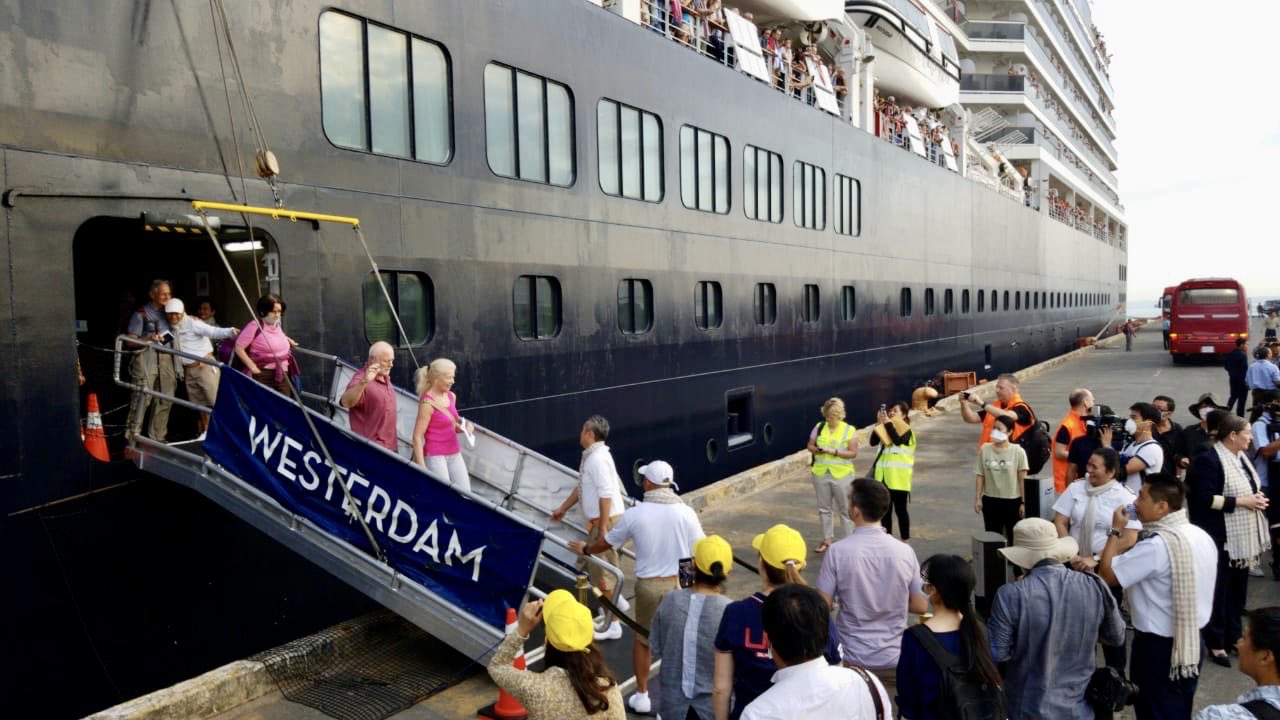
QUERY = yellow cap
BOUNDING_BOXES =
[693,535,733,576]
[543,589,593,653]
[751,524,807,571]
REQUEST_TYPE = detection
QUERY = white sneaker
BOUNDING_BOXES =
[594,620,622,641]
[1250,565,1266,577]
[627,691,651,714]
[614,593,631,613]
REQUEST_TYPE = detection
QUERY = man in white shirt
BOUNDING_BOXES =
[741,584,890,720]
[164,298,236,438]
[571,459,704,715]
[1100,473,1218,720]
[551,415,628,639]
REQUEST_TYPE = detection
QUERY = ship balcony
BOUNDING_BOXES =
[960,75,1116,185]
[1000,138,1121,217]
[964,20,1117,146]
[1027,0,1115,105]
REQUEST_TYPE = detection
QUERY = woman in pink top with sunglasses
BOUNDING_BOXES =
[411,357,471,492]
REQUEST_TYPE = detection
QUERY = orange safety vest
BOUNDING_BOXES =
[1052,412,1088,493]
[978,395,1033,446]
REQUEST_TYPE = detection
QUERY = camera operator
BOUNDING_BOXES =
[1120,403,1165,495]
[959,374,1034,450]
[1251,391,1280,580]
[1064,405,1120,485]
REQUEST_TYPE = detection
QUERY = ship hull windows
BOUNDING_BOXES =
[925,288,935,316]
[695,281,723,330]
[597,99,663,202]
[484,64,575,186]
[319,11,451,163]
[514,275,562,340]
[841,285,857,321]
[363,271,434,347]
[679,125,730,214]
[802,284,820,323]
[743,145,782,222]
[962,289,970,314]
[901,288,913,317]
[834,174,861,237]
[793,161,826,230]
[754,283,777,325]
[618,279,654,335]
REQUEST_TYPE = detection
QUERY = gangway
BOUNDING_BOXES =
[113,337,629,664]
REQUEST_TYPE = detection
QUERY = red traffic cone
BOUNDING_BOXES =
[84,393,110,462]
[477,607,528,720]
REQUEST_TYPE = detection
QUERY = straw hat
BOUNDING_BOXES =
[998,518,1079,570]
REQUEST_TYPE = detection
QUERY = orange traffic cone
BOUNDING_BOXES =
[83,393,110,462]
[477,607,528,720]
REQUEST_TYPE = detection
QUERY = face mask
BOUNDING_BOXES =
[263,316,280,326]
[1199,407,1212,421]
[1124,418,1137,435]
[990,430,1009,443]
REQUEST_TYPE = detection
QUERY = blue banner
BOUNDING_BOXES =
[204,370,542,629]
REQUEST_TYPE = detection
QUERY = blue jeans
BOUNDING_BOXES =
[1130,631,1200,720]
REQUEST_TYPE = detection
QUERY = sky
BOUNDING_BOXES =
[1089,0,1280,305]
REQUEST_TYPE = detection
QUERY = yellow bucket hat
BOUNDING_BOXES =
[543,589,593,653]
[693,535,734,576]
[751,524,807,570]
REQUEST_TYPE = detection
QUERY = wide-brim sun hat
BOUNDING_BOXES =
[1188,392,1227,421]
[997,518,1079,570]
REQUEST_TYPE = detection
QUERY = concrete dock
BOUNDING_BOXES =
[105,321,1278,720]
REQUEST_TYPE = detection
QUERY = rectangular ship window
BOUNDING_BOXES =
[802,284,820,323]
[680,125,730,214]
[977,289,985,313]
[834,174,861,236]
[695,281,723,330]
[514,275,562,340]
[841,285,856,321]
[363,271,434,346]
[962,289,971,314]
[793,160,826,230]
[901,288,912,317]
[754,283,777,325]
[319,11,452,163]
[726,388,754,450]
[925,288,935,316]
[618,278,654,335]
[743,145,783,222]
[485,63,575,186]
[598,99,663,202]
[944,289,955,315]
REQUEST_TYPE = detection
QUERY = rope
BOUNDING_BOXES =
[194,209,385,562]
[352,225,421,371]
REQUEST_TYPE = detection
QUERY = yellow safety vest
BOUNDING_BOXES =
[812,422,856,478]
[874,430,917,491]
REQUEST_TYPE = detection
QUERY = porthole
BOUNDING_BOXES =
[705,439,719,463]
[763,422,775,445]
[632,458,647,485]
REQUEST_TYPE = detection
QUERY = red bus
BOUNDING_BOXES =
[1161,286,1175,320]
[1168,278,1248,362]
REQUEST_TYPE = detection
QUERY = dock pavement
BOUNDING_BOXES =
[138,321,1278,720]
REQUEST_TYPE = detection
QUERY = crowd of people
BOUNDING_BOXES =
[475,368,1277,720]
[872,91,956,168]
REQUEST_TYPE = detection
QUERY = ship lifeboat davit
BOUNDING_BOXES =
[846,0,960,108]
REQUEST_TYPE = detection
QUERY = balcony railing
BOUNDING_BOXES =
[1033,0,1114,101]
[1022,28,1118,147]
[929,0,967,24]
[960,74,1025,92]
[964,20,1026,41]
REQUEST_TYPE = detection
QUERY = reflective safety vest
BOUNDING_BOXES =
[1052,412,1088,493]
[812,421,856,478]
[874,431,917,491]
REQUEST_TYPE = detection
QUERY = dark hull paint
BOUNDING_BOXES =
[0,1,1123,715]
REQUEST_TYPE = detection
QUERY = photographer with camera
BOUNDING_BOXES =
[1065,405,1120,486]
[1119,403,1165,495]
[1251,391,1280,581]
[959,374,1035,450]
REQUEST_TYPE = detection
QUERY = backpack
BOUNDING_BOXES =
[906,624,1005,720]
[1010,402,1052,476]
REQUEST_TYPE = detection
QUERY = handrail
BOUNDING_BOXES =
[190,200,360,227]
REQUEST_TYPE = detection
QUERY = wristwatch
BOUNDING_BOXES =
[1107,528,1123,539]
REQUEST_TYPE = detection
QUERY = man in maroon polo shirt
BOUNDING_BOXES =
[339,341,398,452]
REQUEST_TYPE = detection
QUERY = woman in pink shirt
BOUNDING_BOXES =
[411,357,471,492]
[233,293,297,394]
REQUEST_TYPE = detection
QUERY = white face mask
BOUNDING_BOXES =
[1199,406,1212,421]
[990,429,1009,443]
[1124,418,1137,435]
[263,316,280,326]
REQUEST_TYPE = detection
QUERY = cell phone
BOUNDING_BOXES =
[1123,503,1137,521]
[879,403,887,413]
[678,557,695,589]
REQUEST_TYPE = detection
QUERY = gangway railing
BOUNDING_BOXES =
[111,336,627,662]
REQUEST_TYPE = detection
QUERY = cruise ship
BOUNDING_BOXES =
[0,0,1125,715]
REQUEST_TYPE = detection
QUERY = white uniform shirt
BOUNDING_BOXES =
[741,657,891,720]
[605,501,704,578]
[1252,418,1274,488]
[1120,439,1164,495]
[1111,524,1217,637]
[578,443,626,520]
[1051,480,1140,556]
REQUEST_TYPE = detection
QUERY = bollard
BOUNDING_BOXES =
[972,531,1009,620]
[1024,476,1057,521]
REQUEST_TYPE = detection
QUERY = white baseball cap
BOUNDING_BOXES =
[164,299,185,314]
[638,460,677,490]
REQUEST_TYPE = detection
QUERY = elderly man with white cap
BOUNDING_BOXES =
[164,298,237,439]
[571,459,705,715]
[987,517,1125,719]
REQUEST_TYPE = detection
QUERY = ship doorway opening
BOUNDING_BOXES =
[72,215,279,457]
[726,387,755,450]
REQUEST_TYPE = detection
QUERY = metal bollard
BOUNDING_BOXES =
[1024,475,1058,521]
[972,531,1009,620]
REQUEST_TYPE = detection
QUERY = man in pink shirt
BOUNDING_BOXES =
[339,342,398,452]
